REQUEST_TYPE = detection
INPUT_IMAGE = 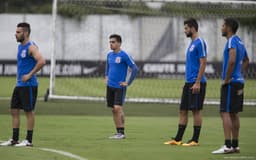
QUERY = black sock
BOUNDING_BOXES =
[191,126,201,142]
[232,139,238,148]
[225,139,232,148]
[174,124,186,141]
[116,128,124,134]
[12,128,19,142]
[26,130,33,143]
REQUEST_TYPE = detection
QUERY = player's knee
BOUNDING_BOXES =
[25,111,35,118]
[221,112,229,118]
[112,106,122,113]
[230,113,238,119]
[11,109,19,117]
[179,110,188,117]
[192,110,201,116]
[111,108,116,114]
[112,107,119,114]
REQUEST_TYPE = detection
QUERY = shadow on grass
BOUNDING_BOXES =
[0,99,255,117]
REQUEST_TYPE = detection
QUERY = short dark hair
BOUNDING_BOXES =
[17,22,31,35]
[109,34,122,43]
[224,18,239,34]
[184,18,198,32]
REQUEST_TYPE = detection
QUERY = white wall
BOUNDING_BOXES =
[0,14,255,61]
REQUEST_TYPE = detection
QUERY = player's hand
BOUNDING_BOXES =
[104,77,108,84]
[119,82,128,87]
[222,79,230,86]
[22,74,31,82]
[191,82,200,94]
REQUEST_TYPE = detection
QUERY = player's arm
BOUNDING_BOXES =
[119,64,138,87]
[191,57,206,94]
[22,45,45,82]
[105,59,109,84]
[191,40,207,94]
[119,55,138,87]
[223,48,236,85]
[127,63,138,85]
[242,52,249,72]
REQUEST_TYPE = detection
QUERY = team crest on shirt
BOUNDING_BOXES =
[189,44,195,52]
[115,57,121,63]
[238,40,244,45]
[21,49,26,58]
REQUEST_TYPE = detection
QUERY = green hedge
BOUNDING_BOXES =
[1,0,255,27]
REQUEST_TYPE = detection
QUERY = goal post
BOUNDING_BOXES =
[46,0,256,105]
[49,0,58,98]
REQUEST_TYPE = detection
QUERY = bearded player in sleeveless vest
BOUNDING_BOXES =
[0,22,45,147]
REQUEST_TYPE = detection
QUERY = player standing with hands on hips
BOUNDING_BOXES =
[164,18,207,146]
[105,34,138,139]
[0,22,45,147]
[212,18,249,154]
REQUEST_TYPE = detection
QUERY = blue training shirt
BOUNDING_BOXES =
[185,37,207,83]
[105,50,138,89]
[222,35,248,83]
[16,41,38,87]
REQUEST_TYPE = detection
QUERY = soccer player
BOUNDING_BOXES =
[105,34,138,139]
[212,18,249,154]
[164,18,207,146]
[0,22,45,147]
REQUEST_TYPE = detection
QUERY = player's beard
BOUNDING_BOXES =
[186,31,193,37]
[222,31,227,37]
[16,34,25,43]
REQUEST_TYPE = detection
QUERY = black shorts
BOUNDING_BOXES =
[220,82,244,113]
[106,86,126,108]
[11,86,38,112]
[180,82,206,111]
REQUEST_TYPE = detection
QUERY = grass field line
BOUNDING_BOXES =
[0,140,88,160]
[37,147,88,160]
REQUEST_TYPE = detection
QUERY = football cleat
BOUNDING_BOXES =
[109,133,126,140]
[182,140,199,146]
[164,139,182,145]
[0,139,19,146]
[212,145,234,154]
[233,147,240,153]
[14,140,33,147]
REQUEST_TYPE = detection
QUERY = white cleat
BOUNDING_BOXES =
[109,133,126,140]
[14,140,33,147]
[0,139,19,146]
[233,147,240,153]
[212,145,234,154]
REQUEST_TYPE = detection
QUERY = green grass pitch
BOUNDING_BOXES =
[0,77,255,160]
[0,100,256,160]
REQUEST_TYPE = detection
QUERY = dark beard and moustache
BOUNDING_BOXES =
[222,32,227,37]
[186,31,193,37]
[16,35,25,43]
